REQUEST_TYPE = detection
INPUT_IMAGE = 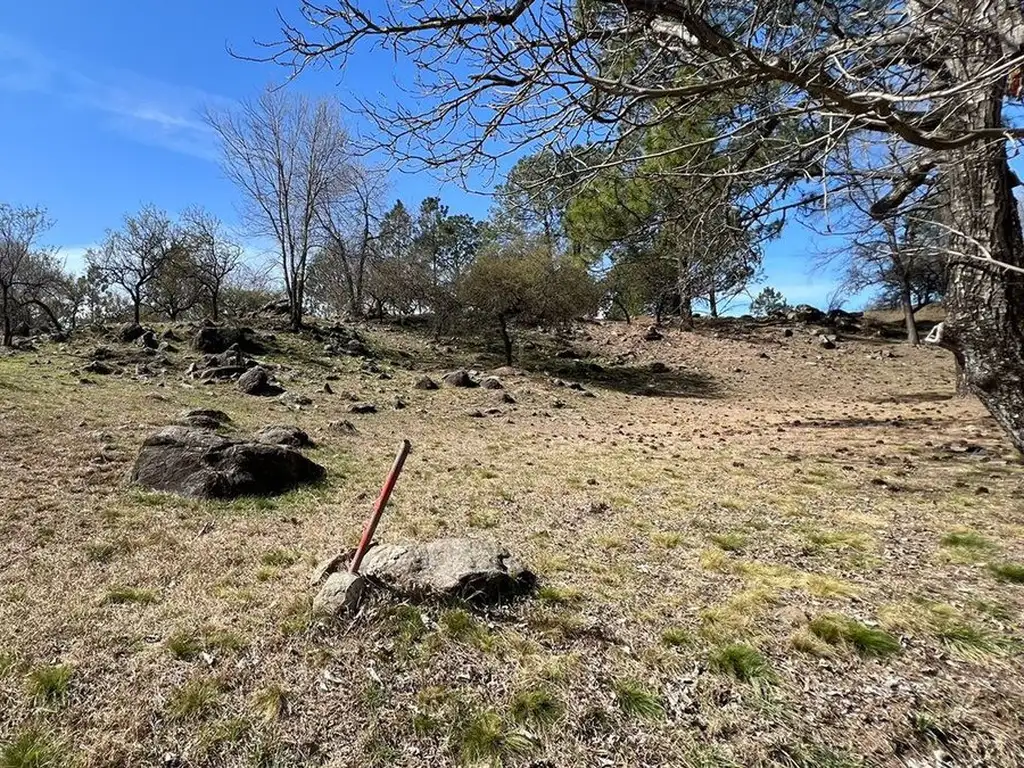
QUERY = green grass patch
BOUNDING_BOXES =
[509,688,564,729]
[0,726,66,768]
[103,586,158,605]
[536,585,583,606]
[710,643,774,683]
[260,548,298,568]
[613,679,664,720]
[940,530,992,550]
[166,678,223,721]
[458,711,534,764]
[440,608,492,649]
[808,614,901,658]
[26,664,73,705]
[711,532,747,552]
[253,684,288,723]
[989,562,1024,584]
[661,627,694,648]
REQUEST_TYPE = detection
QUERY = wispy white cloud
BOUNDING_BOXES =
[0,33,228,160]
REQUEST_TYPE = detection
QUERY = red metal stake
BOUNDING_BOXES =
[349,439,412,574]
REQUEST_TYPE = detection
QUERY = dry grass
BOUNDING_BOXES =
[1,316,1023,766]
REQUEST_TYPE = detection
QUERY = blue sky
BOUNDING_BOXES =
[0,2,846,312]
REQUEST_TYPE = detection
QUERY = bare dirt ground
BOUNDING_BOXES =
[1,312,1022,768]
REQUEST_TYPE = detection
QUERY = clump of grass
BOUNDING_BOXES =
[509,688,564,729]
[167,627,248,661]
[652,531,684,549]
[440,609,492,649]
[253,684,288,723]
[458,711,534,764]
[0,726,66,768]
[280,596,313,636]
[711,532,747,552]
[933,622,1014,660]
[989,562,1024,584]
[661,627,694,648]
[710,643,773,683]
[83,541,117,564]
[103,586,158,605]
[808,614,901,658]
[166,678,222,721]
[613,679,664,720]
[26,664,73,705]
[940,530,992,550]
[536,585,583,605]
[699,587,777,642]
[167,631,202,661]
[260,549,298,568]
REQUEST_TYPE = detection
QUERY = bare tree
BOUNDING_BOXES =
[313,163,386,317]
[205,88,352,331]
[0,204,56,345]
[180,206,243,321]
[269,0,1024,452]
[87,206,180,325]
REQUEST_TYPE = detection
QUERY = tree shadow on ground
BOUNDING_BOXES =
[517,355,723,399]
[787,415,957,429]
[865,392,954,404]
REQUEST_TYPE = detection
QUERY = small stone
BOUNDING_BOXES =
[466,409,485,418]
[414,375,439,391]
[393,397,407,410]
[328,419,358,434]
[313,572,365,615]
[322,382,334,394]
[348,402,378,414]
[480,376,503,390]
[644,326,663,341]
[500,392,517,404]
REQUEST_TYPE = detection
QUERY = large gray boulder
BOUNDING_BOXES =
[130,426,325,500]
[443,369,477,388]
[358,538,535,601]
[237,366,282,396]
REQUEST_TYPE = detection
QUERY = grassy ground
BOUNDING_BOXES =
[0,314,1022,767]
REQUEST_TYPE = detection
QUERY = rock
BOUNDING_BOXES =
[818,334,837,350]
[237,366,282,396]
[254,425,314,448]
[783,329,794,338]
[260,299,291,316]
[393,397,407,410]
[643,325,663,341]
[162,328,179,341]
[358,538,535,602]
[414,376,439,391]
[443,369,477,388]
[650,361,670,373]
[313,571,365,615]
[116,323,147,343]
[203,344,252,370]
[130,426,325,500]
[83,360,115,375]
[92,346,116,360]
[328,419,358,434]
[140,330,159,349]
[192,326,265,354]
[322,382,334,394]
[348,402,377,414]
[500,392,517,404]
[200,365,250,381]
[466,409,485,418]
[177,409,232,430]
[480,376,504,390]
[787,304,825,323]
[277,392,313,408]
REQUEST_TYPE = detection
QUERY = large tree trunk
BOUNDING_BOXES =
[900,279,919,345]
[939,81,1024,448]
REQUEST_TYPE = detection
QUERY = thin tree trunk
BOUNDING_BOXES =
[900,279,919,345]
[677,250,694,330]
[708,287,718,318]
[498,313,513,365]
[210,290,220,322]
[1,286,11,346]
[612,295,631,324]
